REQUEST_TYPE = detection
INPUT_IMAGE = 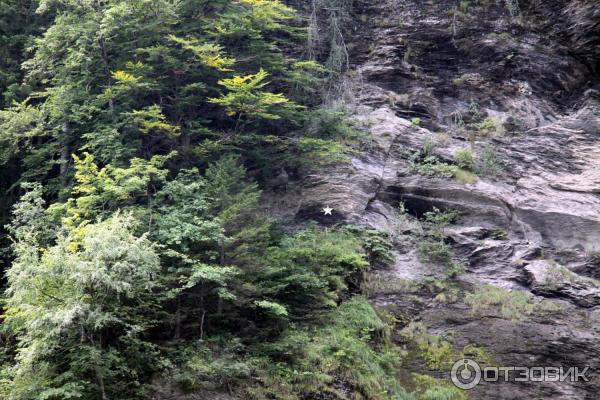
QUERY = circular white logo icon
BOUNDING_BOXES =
[451,359,482,390]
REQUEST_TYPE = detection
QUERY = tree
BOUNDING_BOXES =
[0,0,46,108]
[209,69,301,131]
[254,226,369,322]
[151,156,272,337]
[48,151,173,243]
[152,168,236,340]
[3,207,161,400]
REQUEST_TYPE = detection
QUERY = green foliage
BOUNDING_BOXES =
[131,105,181,137]
[248,297,408,400]
[453,169,477,184]
[294,137,348,165]
[541,262,599,290]
[306,106,362,142]
[412,374,467,400]
[0,0,315,191]
[237,0,295,30]
[209,69,302,129]
[256,226,369,320]
[0,0,418,398]
[357,229,395,268]
[2,212,161,400]
[465,285,562,321]
[418,242,458,271]
[170,338,255,391]
[168,35,235,71]
[0,102,45,165]
[477,144,504,176]
[400,324,490,399]
[151,167,238,311]
[419,386,467,400]
[5,183,55,247]
[287,60,327,104]
[423,208,461,228]
[410,155,458,179]
[0,0,44,108]
[454,148,475,171]
[410,154,476,184]
[452,74,469,87]
[418,209,465,278]
[153,169,223,255]
[255,300,289,318]
[48,151,172,240]
[472,116,503,137]
[411,117,422,128]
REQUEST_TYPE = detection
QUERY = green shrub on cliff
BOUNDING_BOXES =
[454,148,475,171]
[247,297,408,399]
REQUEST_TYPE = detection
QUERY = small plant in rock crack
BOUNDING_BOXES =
[471,116,504,137]
[423,208,461,232]
[418,208,465,278]
[477,144,504,176]
[468,100,481,119]
[490,228,508,240]
[422,135,435,156]
[410,151,477,184]
[452,73,470,87]
[410,155,457,179]
[454,148,475,171]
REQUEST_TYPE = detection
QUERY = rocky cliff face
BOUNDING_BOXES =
[280,0,600,398]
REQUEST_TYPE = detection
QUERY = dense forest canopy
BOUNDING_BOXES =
[0,1,424,399]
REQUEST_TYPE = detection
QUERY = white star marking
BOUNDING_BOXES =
[322,206,333,216]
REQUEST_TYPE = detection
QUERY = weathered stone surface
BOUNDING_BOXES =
[273,0,600,398]
[522,260,600,308]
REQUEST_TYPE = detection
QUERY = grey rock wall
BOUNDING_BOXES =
[276,1,600,398]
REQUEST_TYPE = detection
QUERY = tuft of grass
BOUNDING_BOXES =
[454,148,475,171]
[465,285,562,321]
[453,169,477,184]
[452,73,470,87]
[542,262,599,290]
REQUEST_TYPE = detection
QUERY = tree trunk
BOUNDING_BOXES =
[199,283,207,340]
[95,364,109,400]
[217,246,225,315]
[199,310,206,341]
[60,122,69,187]
[91,334,109,400]
[174,294,181,340]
